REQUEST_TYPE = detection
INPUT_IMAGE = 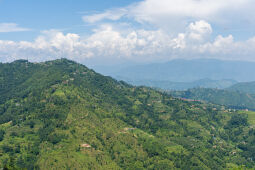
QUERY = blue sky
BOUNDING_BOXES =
[0,0,138,41]
[1,0,255,64]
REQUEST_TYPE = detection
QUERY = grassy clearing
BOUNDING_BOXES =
[239,111,255,125]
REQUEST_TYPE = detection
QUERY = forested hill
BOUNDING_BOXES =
[170,88,255,110]
[0,59,255,169]
[228,81,255,94]
[122,78,237,91]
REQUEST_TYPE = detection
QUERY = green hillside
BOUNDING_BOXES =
[122,78,236,91]
[171,88,255,110]
[0,59,255,169]
[228,81,255,94]
[239,111,255,125]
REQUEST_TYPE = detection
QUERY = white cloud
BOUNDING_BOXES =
[195,35,235,54]
[0,23,30,32]
[83,0,254,33]
[130,0,250,21]
[1,21,255,63]
[172,33,186,49]
[78,0,255,63]
[82,8,127,23]
[187,20,212,42]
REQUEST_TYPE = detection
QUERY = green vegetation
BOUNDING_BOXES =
[0,59,255,169]
[239,111,255,125]
[170,88,255,110]
[228,81,255,94]
[125,78,236,91]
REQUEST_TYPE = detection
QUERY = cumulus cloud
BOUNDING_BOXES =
[0,23,30,32]
[0,25,172,62]
[187,20,212,42]
[1,21,255,63]
[0,30,91,62]
[72,0,255,63]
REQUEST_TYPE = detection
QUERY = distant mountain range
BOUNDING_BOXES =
[94,59,255,85]
[122,78,237,90]
[93,59,255,110]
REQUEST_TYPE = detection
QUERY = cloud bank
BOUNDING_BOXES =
[1,21,255,63]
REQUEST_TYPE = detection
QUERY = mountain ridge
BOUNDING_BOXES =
[94,59,255,83]
[228,81,255,94]
[170,88,255,110]
[122,78,237,90]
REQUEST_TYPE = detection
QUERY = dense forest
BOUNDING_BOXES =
[0,59,255,169]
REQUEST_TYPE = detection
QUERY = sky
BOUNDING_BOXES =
[1,0,255,65]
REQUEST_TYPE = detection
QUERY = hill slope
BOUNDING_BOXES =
[170,88,255,110]
[228,81,255,94]
[124,78,237,90]
[0,59,255,169]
